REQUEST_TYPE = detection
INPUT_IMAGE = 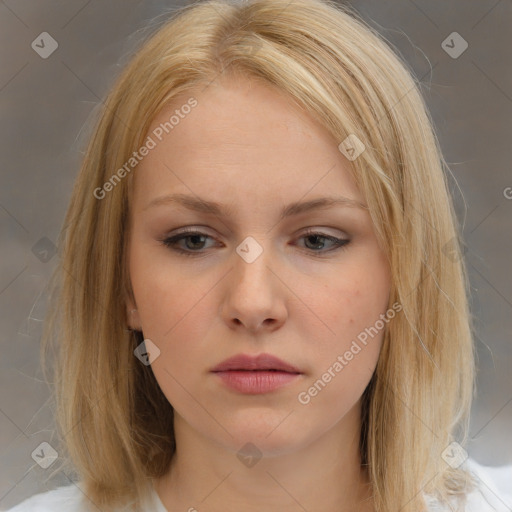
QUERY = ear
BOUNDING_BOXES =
[125,294,142,331]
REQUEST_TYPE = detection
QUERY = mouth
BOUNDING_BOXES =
[211,353,302,373]
[211,353,302,394]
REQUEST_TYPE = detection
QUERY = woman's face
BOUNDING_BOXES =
[126,75,391,456]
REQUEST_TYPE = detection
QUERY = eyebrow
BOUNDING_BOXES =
[143,193,368,221]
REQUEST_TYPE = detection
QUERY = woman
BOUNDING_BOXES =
[7,0,511,510]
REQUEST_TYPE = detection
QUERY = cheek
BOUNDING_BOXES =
[128,244,219,382]
[130,243,201,338]
[295,273,389,418]
[294,251,390,389]
[298,261,390,344]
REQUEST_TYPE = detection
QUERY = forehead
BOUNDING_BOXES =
[130,75,363,211]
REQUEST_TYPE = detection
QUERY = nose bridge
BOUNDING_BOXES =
[226,234,284,314]
[236,235,266,265]
[233,235,271,289]
[222,235,286,332]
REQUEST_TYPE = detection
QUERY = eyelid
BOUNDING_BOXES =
[159,226,351,258]
[300,226,350,239]
[166,225,349,239]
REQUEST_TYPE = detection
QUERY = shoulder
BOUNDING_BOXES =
[3,481,166,512]
[464,457,512,511]
[425,457,512,511]
[4,484,86,512]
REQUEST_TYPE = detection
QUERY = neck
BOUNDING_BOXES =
[154,400,374,512]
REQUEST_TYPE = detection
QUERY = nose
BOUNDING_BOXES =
[219,237,288,334]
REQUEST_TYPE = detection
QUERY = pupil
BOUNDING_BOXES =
[188,235,204,249]
[307,235,323,249]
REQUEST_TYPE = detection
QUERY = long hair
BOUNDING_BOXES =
[41,0,475,510]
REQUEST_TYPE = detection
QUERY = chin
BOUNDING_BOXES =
[217,420,308,458]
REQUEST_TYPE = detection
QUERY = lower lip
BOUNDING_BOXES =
[212,370,301,394]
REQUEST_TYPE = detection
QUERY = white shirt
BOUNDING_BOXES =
[3,458,511,511]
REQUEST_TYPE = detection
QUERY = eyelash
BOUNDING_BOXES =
[159,228,350,258]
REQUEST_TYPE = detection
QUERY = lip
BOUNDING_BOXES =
[211,353,302,373]
[211,353,303,394]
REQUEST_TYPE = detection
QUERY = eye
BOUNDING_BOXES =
[297,229,350,256]
[159,228,217,257]
[159,228,350,257]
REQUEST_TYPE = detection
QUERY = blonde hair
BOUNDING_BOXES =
[41,0,475,510]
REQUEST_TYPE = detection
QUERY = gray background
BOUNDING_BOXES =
[1,0,511,509]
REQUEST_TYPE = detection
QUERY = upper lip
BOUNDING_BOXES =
[211,353,302,373]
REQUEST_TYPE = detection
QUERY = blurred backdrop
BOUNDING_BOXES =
[1,0,511,509]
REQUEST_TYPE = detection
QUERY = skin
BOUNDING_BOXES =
[125,73,391,512]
